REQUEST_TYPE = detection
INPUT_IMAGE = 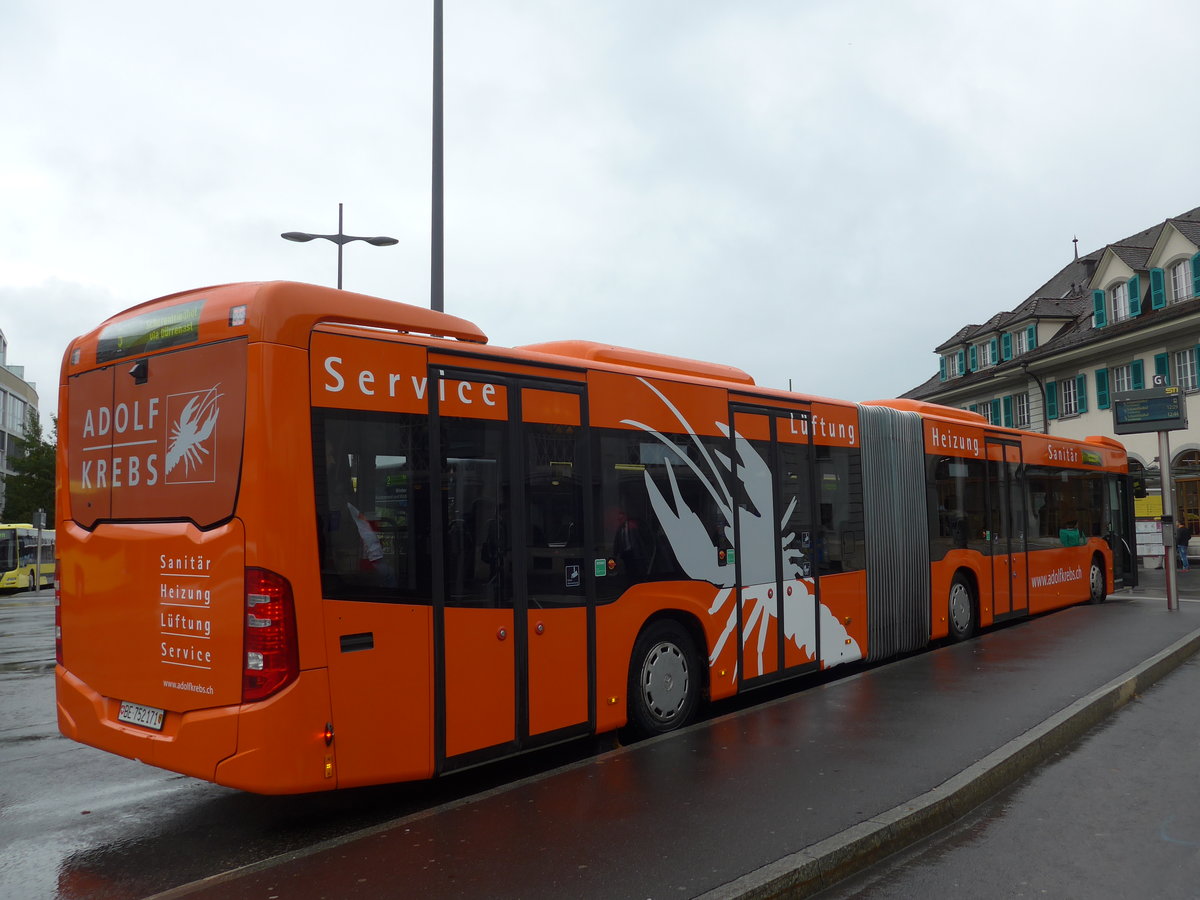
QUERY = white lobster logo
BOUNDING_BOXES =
[165,386,222,479]
[622,378,861,681]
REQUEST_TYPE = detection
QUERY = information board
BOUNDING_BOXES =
[1112,385,1188,434]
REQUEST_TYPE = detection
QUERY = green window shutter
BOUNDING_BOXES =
[1001,332,1012,360]
[1128,274,1142,316]
[1046,381,1059,420]
[1002,395,1014,427]
[968,403,977,414]
[956,350,965,376]
[1027,324,1037,348]
[1132,359,1145,390]
[990,398,1001,423]
[939,356,947,381]
[1195,345,1200,387]
[1092,290,1107,328]
[969,345,977,371]
[1076,374,1088,413]
[989,338,999,364]
[1151,268,1166,309]
[1155,352,1171,385]
[1095,368,1110,410]
[1193,252,1200,298]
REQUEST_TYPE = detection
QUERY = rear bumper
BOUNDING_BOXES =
[57,665,336,794]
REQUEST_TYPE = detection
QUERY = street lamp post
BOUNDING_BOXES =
[281,203,398,290]
[432,0,444,312]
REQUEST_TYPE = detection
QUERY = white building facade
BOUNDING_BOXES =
[0,329,42,516]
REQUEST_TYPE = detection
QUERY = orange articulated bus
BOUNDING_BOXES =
[55,282,1133,794]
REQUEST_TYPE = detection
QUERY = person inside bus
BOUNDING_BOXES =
[479,499,509,606]
[613,510,649,582]
[321,441,394,589]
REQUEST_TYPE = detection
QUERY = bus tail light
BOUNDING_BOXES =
[243,568,299,702]
[54,561,62,666]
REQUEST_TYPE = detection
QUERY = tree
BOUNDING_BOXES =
[3,409,55,524]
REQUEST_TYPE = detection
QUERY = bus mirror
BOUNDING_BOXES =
[1132,476,1147,499]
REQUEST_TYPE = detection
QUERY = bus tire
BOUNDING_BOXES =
[627,619,700,737]
[948,572,976,642]
[1088,555,1106,604]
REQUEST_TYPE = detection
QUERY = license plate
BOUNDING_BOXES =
[118,700,165,731]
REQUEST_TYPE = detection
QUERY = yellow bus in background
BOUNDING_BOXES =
[0,524,56,591]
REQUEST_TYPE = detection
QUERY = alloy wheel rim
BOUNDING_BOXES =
[950,584,971,633]
[641,640,688,723]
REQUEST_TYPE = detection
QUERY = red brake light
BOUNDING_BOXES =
[243,568,299,702]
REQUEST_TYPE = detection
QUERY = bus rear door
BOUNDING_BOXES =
[1110,474,1137,589]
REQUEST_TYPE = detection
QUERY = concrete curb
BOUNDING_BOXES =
[699,623,1200,900]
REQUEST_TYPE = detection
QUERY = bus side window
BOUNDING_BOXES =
[593,429,730,600]
[814,445,865,574]
[313,410,428,603]
[927,455,987,557]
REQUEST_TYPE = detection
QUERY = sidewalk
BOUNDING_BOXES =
[1127,564,1200,601]
[153,588,1200,900]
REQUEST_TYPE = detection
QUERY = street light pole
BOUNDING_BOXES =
[281,203,398,290]
[431,0,444,312]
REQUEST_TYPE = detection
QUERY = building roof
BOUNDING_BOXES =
[1108,245,1152,271]
[934,324,975,353]
[1171,219,1200,246]
[908,205,1200,400]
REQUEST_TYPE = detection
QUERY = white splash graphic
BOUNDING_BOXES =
[622,378,861,680]
[165,387,222,477]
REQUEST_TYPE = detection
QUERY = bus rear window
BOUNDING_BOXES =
[65,340,247,528]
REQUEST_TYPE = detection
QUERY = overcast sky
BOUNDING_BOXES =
[4,0,1199,427]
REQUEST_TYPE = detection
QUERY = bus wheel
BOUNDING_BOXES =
[948,573,976,641]
[627,620,700,737]
[1088,556,1107,604]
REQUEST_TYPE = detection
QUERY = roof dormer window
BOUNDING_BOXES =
[1110,282,1130,323]
[1093,276,1141,328]
[1171,258,1195,303]
[940,350,966,380]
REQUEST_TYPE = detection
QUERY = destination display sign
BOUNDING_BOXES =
[96,300,204,363]
[1112,384,1188,434]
